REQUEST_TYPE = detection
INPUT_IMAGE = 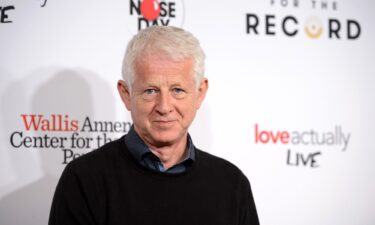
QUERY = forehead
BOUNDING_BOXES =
[134,54,194,82]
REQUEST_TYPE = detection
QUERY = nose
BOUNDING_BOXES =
[155,91,173,115]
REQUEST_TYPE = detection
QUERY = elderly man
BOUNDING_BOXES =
[49,26,259,225]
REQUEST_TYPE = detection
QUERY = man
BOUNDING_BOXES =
[49,26,259,225]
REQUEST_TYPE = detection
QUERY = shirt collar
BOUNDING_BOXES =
[125,125,195,163]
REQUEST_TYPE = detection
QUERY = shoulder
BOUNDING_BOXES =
[195,148,249,185]
[196,149,239,171]
[64,136,126,177]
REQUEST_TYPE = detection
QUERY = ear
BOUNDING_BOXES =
[196,78,209,109]
[117,80,132,111]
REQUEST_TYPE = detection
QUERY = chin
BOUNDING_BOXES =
[153,133,178,143]
[150,130,183,146]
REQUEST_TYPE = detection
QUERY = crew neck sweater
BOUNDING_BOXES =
[49,135,260,225]
[125,125,195,173]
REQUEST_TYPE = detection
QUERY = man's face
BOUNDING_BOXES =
[118,54,208,148]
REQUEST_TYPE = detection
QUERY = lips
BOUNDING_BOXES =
[154,119,174,122]
[153,120,175,124]
[152,119,176,128]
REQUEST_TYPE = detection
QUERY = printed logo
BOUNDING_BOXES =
[1,0,47,24]
[126,0,185,33]
[254,124,351,168]
[304,16,323,39]
[141,0,161,20]
[9,114,132,164]
[0,5,15,23]
[245,0,361,40]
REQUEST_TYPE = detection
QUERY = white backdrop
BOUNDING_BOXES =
[1,0,375,225]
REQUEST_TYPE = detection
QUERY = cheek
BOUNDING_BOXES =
[131,104,152,127]
[134,99,155,115]
[177,101,198,120]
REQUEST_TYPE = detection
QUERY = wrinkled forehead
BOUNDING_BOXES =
[135,51,193,70]
[133,54,195,83]
[135,47,192,65]
[135,53,193,71]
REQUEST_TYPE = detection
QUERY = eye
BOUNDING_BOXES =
[144,89,158,95]
[172,88,185,95]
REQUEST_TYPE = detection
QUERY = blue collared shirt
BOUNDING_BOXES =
[125,126,195,173]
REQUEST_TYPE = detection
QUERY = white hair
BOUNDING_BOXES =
[122,26,205,90]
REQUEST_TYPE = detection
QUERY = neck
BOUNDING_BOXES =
[148,137,188,170]
[133,127,189,170]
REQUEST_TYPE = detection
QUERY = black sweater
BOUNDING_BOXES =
[49,136,259,225]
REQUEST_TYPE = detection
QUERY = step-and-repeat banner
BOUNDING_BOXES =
[1,0,374,224]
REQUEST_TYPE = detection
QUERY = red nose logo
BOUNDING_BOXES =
[140,0,161,21]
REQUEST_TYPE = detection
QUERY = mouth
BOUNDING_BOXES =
[153,120,176,128]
